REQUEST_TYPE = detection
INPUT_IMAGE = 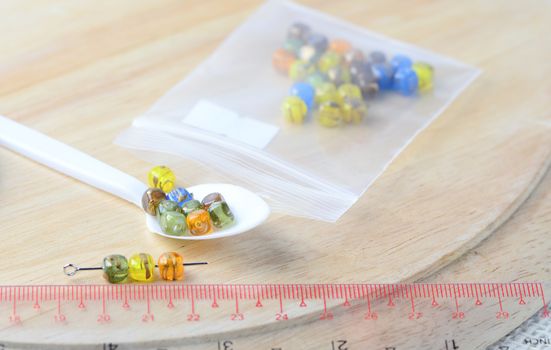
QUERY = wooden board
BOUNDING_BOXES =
[0,0,550,347]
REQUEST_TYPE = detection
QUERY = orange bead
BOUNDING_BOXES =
[186,209,213,236]
[158,252,184,281]
[272,48,296,74]
[329,39,352,55]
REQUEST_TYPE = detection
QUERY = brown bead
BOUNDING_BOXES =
[272,48,296,75]
[201,192,225,210]
[344,49,365,66]
[142,188,166,216]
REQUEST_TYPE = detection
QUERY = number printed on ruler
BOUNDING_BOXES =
[0,283,548,349]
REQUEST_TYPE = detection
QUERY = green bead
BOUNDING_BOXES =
[160,211,187,236]
[157,200,181,216]
[289,60,314,81]
[182,199,203,217]
[318,52,341,73]
[282,96,308,124]
[208,201,235,228]
[102,255,128,284]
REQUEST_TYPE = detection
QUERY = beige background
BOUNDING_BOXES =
[0,0,550,347]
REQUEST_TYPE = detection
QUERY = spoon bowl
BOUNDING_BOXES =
[147,183,270,240]
[0,115,270,240]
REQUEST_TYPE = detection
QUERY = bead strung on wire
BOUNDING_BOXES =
[64,252,207,283]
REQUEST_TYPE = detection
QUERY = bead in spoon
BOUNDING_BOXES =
[0,115,270,240]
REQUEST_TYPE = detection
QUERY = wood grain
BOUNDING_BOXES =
[0,0,550,347]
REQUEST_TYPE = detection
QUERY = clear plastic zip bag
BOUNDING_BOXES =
[115,0,480,222]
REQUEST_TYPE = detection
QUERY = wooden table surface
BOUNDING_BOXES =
[0,0,550,348]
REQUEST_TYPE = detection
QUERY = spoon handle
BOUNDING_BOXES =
[0,115,147,207]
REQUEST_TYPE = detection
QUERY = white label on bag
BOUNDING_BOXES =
[182,99,279,149]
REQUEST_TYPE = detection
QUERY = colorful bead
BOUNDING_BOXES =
[317,101,342,128]
[306,72,326,88]
[318,52,341,73]
[327,66,351,85]
[158,252,184,281]
[344,49,365,66]
[141,188,166,216]
[282,96,307,124]
[186,209,213,236]
[289,60,314,81]
[128,253,155,282]
[299,45,320,63]
[315,82,340,105]
[147,166,175,193]
[329,39,352,54]
[306,33,328,53]
[102,255,128,284]
[201,192,225,210]
[369,51,386,64]
[338,83,363,101]
[208,201,235,228]
[283,37,304,56]
[290,82,315,111]
[182,199,203,216]
[373,63,394,90]
[393,67,418,96]
[157,199,181,216]
[272,48,295,74]
[412,62,434,91]
[287,22,311,41]
[342,98,368,124]
[355,73,379,99]
[349,61,372,80]
[160,211,187,236]
[352,63,378,98]
[390,54,413,70]
[167,187,193,207]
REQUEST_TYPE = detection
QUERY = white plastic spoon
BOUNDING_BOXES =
[0,115,270,240]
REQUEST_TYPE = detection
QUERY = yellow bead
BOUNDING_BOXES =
[128,253,155,282]
[186,209,213,236]
[317,101,342,128]
[342,99,368,124]
[412,62,434,91]
[158,252,184,281]
[315,82,341,106]
[318,52,341,73]
[147,166,175,193]
[338,83,363,101]
[282,96,307,124]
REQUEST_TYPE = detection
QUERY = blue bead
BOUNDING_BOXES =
[391,54,413,70]
[306,33,328,53]
[372,63,394,90]
[166,187,194,207]
[290,82,315,111]
[393,67,419,96]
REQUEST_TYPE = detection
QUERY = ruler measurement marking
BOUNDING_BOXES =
[1,283,548,325]
[538,283,548,314]
[453,285,459,314]
[366,285,372,315]
[409,285,415,314]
